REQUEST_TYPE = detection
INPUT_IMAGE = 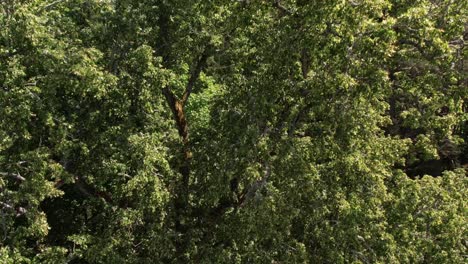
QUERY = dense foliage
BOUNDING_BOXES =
[1,0,466,263]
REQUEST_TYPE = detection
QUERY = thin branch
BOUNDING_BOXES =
[287,101,314,137]
[300,49,310,79]
[272,0,293,16]
[74,177,114,204]
[0,202,27,217]
[397,39,426,56]
[208,163,272,222]
[41,0,68,10]
[181,46,212,104]
[52,164,115,205]
[239,163,271,207]
[0,172,26,182]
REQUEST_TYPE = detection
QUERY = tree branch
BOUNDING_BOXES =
[208,162,272,221]
[0,202,13,210]
[272,0,293,17]
[53,172,115,205]
[239,163,271,207]
[300,48,310,79]
[181,46,212,104]
[0,172,26,182]
[0,202,27,217]
[41,0,67,10]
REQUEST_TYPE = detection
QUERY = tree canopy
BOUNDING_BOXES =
[0,0,466,263]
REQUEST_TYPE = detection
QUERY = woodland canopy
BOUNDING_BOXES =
[0,0,467,263]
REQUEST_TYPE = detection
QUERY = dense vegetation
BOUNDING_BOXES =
[1,0,467,263]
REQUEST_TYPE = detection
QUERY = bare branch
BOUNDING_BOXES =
[0,172,26,182]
